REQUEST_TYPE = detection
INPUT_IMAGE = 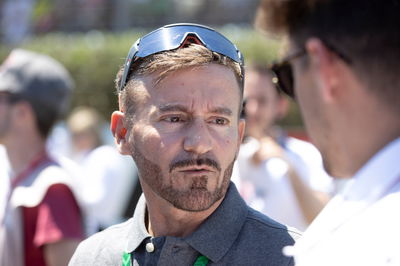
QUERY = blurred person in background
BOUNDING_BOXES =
[232,64,332,231]
[257,0,400,265]
[0,49,84,266]
[69,23,300,266]
[67,106,138,233]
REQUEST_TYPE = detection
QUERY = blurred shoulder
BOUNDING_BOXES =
[225,207,301,265]
[69,218,133,266]
[285,136,321,160]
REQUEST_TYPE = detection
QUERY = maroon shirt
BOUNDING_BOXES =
[22,183,84,266]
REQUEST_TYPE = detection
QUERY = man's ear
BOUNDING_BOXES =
[305,38,342,102]
[111,111,130,155]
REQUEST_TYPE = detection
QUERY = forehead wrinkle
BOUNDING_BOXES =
[158,103,189,113]
[188,96,233,116]
[186,91,236,116]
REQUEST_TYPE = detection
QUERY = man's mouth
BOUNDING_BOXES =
[169,158,221,173]
[178,166,215,174]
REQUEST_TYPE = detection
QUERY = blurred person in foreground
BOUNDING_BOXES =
[0,145,9,222]
[67,107,138,233]
[256,0,400,265]
[69,23,300,266]
[232,64,332,231]
[0,49,84,266]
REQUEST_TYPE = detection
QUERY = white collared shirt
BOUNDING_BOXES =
[288,137,400,266]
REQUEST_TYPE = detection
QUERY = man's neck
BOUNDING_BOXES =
[142,181,224,238]
[344,125,400,176]
[331,97,400,177]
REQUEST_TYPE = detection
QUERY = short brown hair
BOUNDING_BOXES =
[115,44,243,116]
[256,0,400,112]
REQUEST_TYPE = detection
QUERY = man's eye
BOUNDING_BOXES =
[213,117,229,125]
[164,116,184,123]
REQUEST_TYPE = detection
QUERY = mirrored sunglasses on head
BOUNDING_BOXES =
[119,23,244,91]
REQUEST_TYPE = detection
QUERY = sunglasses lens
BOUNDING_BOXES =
[119,24,243,91]
[272,63,295,98]
[138,25,241,63]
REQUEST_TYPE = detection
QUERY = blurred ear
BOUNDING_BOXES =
[110,111,130,155]
[306,38,342,103]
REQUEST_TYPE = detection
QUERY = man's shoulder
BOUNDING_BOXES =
[369,189,400,220]
[11,161,79,208]
[284,136,321,161]
[220,207,301,265]
[244,207,301,242]
[69,219,133,266]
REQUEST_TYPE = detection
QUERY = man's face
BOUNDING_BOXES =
[244,70,281,137]
[289,41,336,175]
[125,63,245,212]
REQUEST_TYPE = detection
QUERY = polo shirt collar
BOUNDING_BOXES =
[125,182,248,262]
[185,183,248,262]
[125,194,151,253]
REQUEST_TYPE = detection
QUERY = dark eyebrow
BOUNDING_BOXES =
[209,107,232,116]
[158,104,232,116]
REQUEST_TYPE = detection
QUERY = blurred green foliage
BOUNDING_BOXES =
[0,27,303,128]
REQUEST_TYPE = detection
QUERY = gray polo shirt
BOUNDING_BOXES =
[69,183,300,266]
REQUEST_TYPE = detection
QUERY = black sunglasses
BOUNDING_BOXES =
[270,49,306,98]
[270,43,352,99]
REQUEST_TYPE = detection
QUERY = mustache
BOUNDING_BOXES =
[169,158,221,173]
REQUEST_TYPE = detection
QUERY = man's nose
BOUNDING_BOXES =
[183,118,213,155]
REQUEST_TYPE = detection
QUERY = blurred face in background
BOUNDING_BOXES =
[67,107,103,154]
[123,63,245,212]
[70,130,98,153]
[243,69,285,139]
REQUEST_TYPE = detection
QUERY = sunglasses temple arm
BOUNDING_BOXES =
[119,41,140,92]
